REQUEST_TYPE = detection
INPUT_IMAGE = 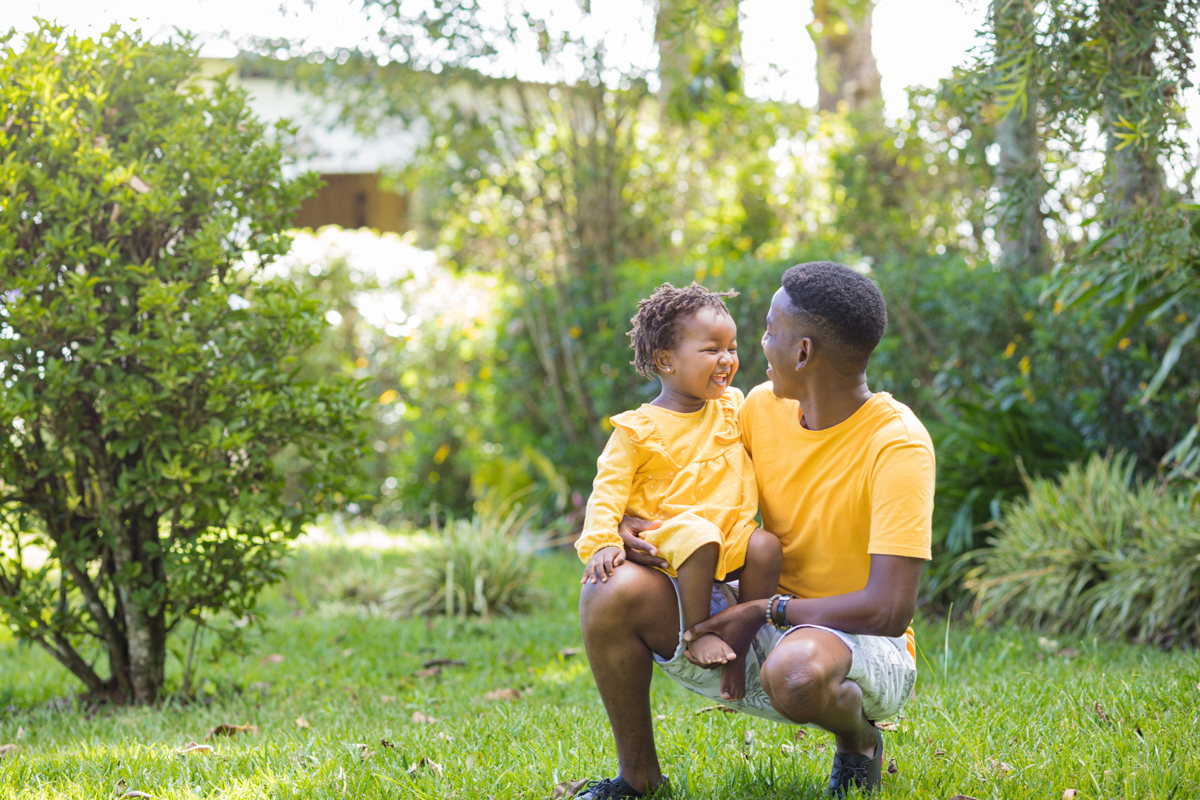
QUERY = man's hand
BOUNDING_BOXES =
[582,546,625,584]
[618,516,669,570]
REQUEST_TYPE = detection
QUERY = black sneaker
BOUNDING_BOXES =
[573,777,644,799]
[826,724,884,796]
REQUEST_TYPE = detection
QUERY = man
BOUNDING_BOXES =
[575,262,935,798]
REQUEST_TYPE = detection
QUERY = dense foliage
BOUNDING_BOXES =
[0,22,367,702]
[967,452,1200,647]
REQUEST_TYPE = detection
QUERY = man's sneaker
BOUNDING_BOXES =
[573,777,644,799]
[826,724,884,796]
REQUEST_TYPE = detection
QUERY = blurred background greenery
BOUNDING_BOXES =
[6,0,1200,658]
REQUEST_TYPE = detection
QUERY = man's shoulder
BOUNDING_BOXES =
[866,394,933,449]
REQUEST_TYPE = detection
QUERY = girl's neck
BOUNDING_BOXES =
[650,383,708,413]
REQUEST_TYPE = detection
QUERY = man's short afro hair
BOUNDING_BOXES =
[629,282,737,379]
[780,262,887,371]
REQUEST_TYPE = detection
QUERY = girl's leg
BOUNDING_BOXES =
[676,542,735,666]
[720,529,783,701]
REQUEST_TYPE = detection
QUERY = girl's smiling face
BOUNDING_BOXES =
[652,306,739,413]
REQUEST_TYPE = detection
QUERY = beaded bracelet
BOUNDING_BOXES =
[766,594,783,628]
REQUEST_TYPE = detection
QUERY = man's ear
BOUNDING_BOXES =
[795,337,812,371]
[653,350,674,374]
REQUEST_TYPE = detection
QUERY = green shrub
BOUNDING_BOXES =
[389,502,541,617]
[0,22,366,703]
[966,452,1200,647]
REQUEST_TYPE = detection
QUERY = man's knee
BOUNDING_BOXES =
[760,635,846,722]
[579,564,673,634]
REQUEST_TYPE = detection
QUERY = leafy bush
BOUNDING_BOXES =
[0,22,366,703]
[389,502,541,617]
[966,452,1200,647]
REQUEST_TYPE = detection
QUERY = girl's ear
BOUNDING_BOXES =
[653,349,674,374]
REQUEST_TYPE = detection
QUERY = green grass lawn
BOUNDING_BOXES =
[1,544,1198,799]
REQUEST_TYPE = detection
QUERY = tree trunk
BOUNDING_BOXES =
[810,0,882,119]
[1099,0,1164,214]
[992,0,1047,274]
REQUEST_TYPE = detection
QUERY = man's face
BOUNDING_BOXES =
[762,287,802,399]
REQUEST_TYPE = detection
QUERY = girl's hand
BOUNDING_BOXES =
[581,546,625,584]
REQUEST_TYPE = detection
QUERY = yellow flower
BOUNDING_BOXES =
[569,325,583,338]
[1003,342,1017,359]
[1019,355,1031,376]
[1118,338,1130,350]
[378,389,398,405]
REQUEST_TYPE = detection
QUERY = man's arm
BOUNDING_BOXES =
[681,554,923,660]
[778,554,923,638]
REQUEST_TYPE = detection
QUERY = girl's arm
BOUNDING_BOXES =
[574,427,639,566]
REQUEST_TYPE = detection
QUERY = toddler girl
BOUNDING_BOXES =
[576,282,781,701]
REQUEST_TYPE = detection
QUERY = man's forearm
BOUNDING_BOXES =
[771,554,925,638]
[781,591,909,638]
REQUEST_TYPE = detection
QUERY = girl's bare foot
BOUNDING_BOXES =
[720,655,747,701]
[686,632,735,665]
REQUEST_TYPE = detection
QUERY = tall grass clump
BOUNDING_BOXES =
[389,503,541,617]
[967,452,1200,647]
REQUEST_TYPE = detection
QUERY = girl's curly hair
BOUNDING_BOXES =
[628,282,738,379]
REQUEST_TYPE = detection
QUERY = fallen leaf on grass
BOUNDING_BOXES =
[484,688,522,701]
[550,779,589,799]
[408,757,444,777]
[986,757,1013,774]
[0,744,18,759]
[1063,790,1079,799]
[1093,701,1111,724]
[294,716,310,729]
[742,731,755,747]
[558,648,582,659]
[933,747,948,758]
[381,739,396,749]
[422,658,466,668]
[176,742,212,756]
[887,758,898,775]
[415,667,442,678]
[411,711,439,724]
[206,722,259,740]
[795,729,808,741]
[694,705,738,715]
[780,743,795,755]
[876,720,900,731]
[654,714,666,722]
[352,742,374,760]
[262,654,285,665]
[814,743,829,753]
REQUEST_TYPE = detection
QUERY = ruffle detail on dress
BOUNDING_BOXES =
[610,410,682,470]
[711,389,743,444]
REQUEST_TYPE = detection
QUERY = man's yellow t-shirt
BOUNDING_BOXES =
[739,384,934,659]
